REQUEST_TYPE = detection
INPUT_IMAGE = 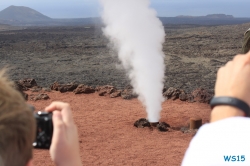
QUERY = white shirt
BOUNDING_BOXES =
[182,117,250,166]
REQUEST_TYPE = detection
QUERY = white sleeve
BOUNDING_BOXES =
[181,117,250,166]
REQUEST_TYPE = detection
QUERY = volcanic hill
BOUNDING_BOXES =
[0,5,51,22]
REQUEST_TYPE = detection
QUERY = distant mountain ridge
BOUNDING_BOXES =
[0,6,250,26]
[176,14,234,19]
[0,5,51,22]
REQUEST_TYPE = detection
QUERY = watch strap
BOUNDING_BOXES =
[210,97,250,117]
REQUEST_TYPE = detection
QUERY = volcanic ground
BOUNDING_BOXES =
[1,23,250,92]
[1,23,250,165]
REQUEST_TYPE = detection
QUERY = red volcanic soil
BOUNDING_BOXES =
[28,90,211,166]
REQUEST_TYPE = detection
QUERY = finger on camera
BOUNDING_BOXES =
[45,101,74,124]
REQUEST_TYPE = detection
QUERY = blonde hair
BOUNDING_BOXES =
[0,70,36,166]
[242,29,250,54]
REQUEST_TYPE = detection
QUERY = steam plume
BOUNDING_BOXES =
[100,0,166,122]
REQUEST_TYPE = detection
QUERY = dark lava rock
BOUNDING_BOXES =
[13,81,28,100]
[96,85,123,98]
[30,86,42,92]
[179,90,187,101]
[98,90,106,96]
[134,119,171,132]
[42,87,51,92]
[73,84,95,94]
[191,88,213,103]
[163,87,175,98]
[14,80,28,91]
[180,127,190,133]
[162,86,168,93]
[157,122,170,132]
[59,83,78,93]
[96,85,116,96]
[163,87,181,100]
[181,127,198,136]
[134,118,151,128]
[110,90,121,98]
[186,94,195,103]
[18,78,38,88]
[162,87,212,104]
[14,79,40,100]
[30,93,50,101]
[121,88,137,100]
[50,82,61,91]
[50,82,78,93]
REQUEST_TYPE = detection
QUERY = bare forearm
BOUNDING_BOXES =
[55,159,82,166]
[210,105,245,122]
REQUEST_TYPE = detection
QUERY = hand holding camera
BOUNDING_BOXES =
[33,102,82,166]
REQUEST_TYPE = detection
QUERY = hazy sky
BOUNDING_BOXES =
[0,0,249,18]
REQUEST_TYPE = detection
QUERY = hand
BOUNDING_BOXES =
[45,102,82,166]
[215,51,250,104]
[211,52,250,122]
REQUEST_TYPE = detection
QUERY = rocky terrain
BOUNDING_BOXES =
[29,90,211,166]
[0,23,250,94]
[164,23,250,92]
[1,22,250,166]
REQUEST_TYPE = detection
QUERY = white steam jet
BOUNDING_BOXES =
[100,0,166,122]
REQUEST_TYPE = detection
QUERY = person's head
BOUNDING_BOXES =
[0,70,36,166]
[242,28,250,54]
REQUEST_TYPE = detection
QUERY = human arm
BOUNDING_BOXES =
[182,52,250,165]
[210,52,250,122]
[45,102,82,166]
